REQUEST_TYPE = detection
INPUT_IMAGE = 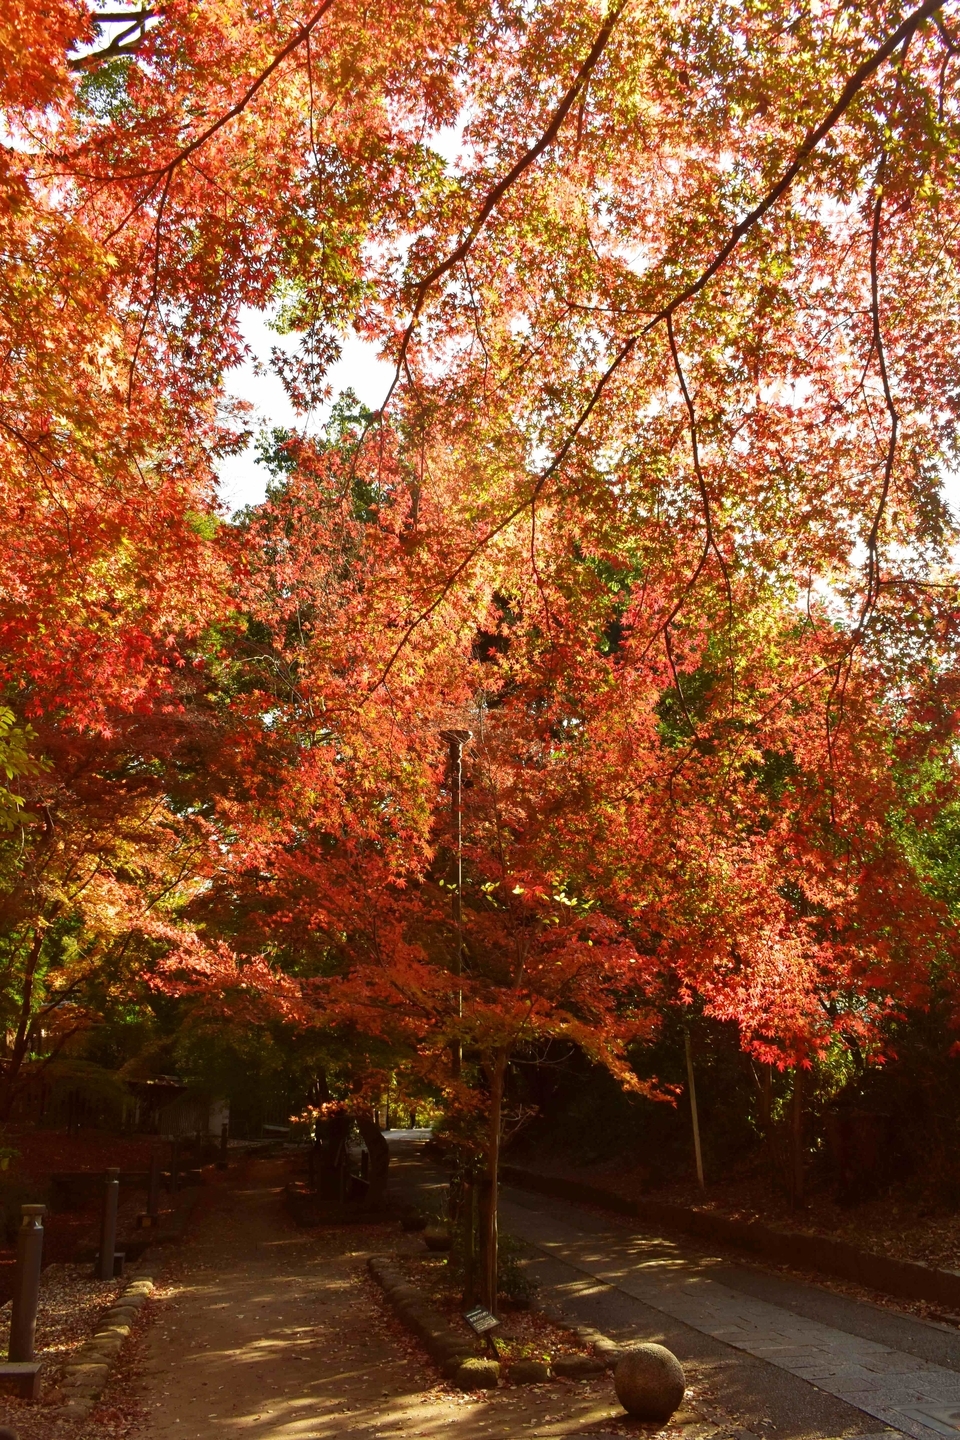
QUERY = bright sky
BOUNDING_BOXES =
[215,309,395,512]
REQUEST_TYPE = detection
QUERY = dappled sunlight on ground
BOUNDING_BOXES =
[100,1156,640,1440]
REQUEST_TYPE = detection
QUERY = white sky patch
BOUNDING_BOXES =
[431,121,467,169]
[215,307,394,512]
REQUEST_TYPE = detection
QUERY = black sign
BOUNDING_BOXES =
[463,1305,500,1335]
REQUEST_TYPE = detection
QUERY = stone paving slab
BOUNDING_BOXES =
[501,1196,960,1440]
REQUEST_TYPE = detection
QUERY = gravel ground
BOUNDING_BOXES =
[0,1261,130,1440]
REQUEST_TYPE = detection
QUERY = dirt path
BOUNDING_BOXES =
[119,1157,636,1440]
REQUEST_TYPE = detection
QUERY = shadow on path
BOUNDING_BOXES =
[129,1152,626,1440]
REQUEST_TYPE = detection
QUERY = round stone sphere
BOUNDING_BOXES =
[614,1343,686,1421]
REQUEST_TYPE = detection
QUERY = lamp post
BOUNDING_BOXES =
[439,728,471,1077]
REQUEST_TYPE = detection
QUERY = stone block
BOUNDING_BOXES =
[441,1352,476,1379]
[553,1353,607,1379]
[63,1361,110,1385]
[454,1357,500,1390]
[0,1361,42,1401]
[594,1339,623,1368]
[94,1326,130,1344]
[510,1358,551,1384]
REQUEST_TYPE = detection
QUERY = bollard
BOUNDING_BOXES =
[148,1143,162,1218]
[8,1205,44,1362]
[170,1137,179,1194]
[217,1121,229,1170]
[97,1168,119,1280]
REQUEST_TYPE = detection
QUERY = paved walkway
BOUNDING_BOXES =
[118,1156,632,1440]
[87,1136,960,1440]
[500,1187,960,1440]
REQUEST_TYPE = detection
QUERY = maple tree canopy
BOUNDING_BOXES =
[2,0,960,1205]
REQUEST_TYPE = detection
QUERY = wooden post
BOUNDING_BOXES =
[791,1066,804,1207]
[147,1144,162,1218]
[9,1205,44,1361]
[684,1029,705,1190]
[97,1169,119,1280]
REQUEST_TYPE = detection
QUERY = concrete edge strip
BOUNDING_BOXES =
[501,1168,960,1312]
[57,1264,157,1420]
[366,1255,496,1390]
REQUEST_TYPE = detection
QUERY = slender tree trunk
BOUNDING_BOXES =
[760,1062,772,1130]
[0,927,45,1121]
[462,1168,478,1305]
[754,1060,776,1181]
[479,1049,507,1314]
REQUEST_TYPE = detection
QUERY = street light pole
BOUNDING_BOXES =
[439,728,471,1077]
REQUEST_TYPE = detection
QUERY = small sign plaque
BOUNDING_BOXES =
[463,1305,500,1335]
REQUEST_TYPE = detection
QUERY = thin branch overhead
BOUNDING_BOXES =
[70,7,157,71]
[363,0,951,696]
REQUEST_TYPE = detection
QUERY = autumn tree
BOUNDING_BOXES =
[5,0,960,1231]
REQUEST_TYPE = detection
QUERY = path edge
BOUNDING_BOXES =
[502,1165,960,1311]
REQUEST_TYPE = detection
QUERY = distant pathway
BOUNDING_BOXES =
[129,1160,422,1439]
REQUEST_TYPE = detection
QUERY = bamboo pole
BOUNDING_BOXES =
[684,1029,705,1190]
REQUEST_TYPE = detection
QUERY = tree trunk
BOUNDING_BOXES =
[355,1110,390,1211]
[0,926,45,1121]
[479,1049,506,1314]
[754,1060,776,1181]
[462,1170,478,1305]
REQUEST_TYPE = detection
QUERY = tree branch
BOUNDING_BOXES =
[642,0,947,332]
[366,333,637,693]
[96,0,339,184]
[381,1,627,409]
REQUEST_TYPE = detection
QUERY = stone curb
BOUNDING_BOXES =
[569,1320,624,1369]
[56,1267,156,1420]
[367,1256,486,1388]
[501,1165,960,1310]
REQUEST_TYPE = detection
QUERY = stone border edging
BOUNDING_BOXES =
[501,1165,960,1311]
[58,1265,156,1420]
[367,1256,487,1387]
[570,1319,624,1368]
